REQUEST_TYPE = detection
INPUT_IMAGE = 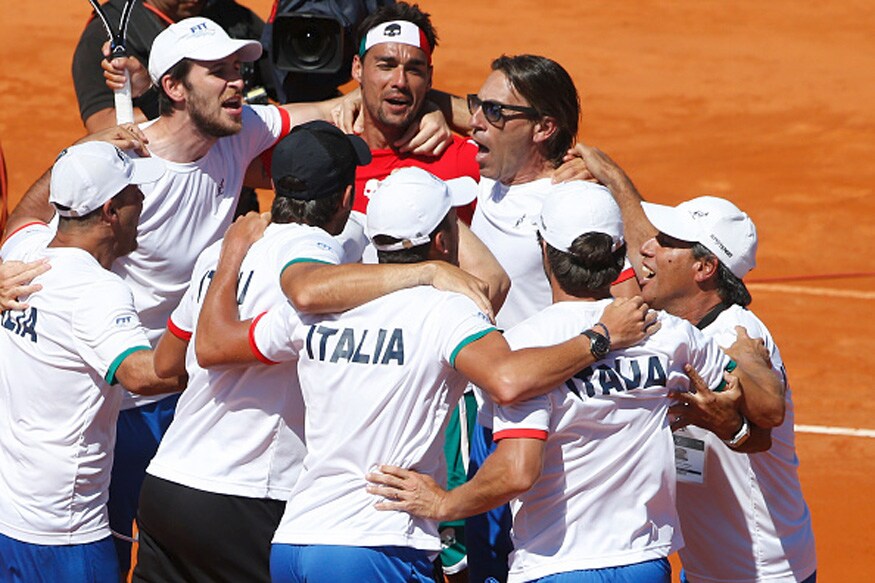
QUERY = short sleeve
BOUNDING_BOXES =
[435,294,497,368]
[0,222,53,261]
[239,105,292,163]
[493,395,551,441]
[167,284,196,341]
[249,301,304,365]
[279,228,344,275]
[71,280,151,384]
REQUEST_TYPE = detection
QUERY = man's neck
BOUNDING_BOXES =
[670,290,724,326]
[357,115,406,152]
[145,113,219,163]
[551,283,611,304]
[49,230,116,270]
[501,156,554,186]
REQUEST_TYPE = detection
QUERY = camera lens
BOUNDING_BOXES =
[273,14,344,74]
[289,21,337,69]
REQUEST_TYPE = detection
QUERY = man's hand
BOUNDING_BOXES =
[394,102,453,156]
[597,296,659,350]
[75,124,150,157]
[427,262,494,322]
[554,143,629,189]
[366,465,449,521]
[0,258,50,311]
[331,87,364,135]
[725,325,771,367]
[220,212,270,258]
[670,365,743,439]
[101,41,151,99]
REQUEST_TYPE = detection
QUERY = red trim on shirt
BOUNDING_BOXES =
[612,267,636,285]
[494,428,548,441]
[249,312,279,365]
[167,317,192,341]
[142,3,175,26]
[260,107,293,180]
[5,221,47,240]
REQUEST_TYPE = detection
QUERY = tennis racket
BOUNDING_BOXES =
[86,0,137,124]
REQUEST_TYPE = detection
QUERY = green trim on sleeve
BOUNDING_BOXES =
[105,346,151,385]
[714,359,738,393]
[450,328,497,368]
[280,258,332,276]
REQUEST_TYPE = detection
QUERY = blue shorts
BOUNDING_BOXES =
[0,531,118,583]
[270,544,434,583]
[533,557,670,583]
[109,393,179,573]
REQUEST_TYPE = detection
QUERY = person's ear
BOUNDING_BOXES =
[693,254,719,283]
[532,115,558,145]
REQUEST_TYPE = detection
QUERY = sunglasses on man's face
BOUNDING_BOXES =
[467,94,540,125]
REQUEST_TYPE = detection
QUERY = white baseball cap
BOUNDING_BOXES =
[148,17,263,84]
[642,196,758,278]
[367,167,477,252]
[49,142,165,218]
[538,181,624,253]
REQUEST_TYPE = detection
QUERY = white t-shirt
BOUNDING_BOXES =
[676,304,817,583]
[489,300,730,582]
[251,287,496,551]
[114,104,291,408]
[470,177,555,329]
[0,224,150,544]
[146,222,342,500]
[471,178,633,330]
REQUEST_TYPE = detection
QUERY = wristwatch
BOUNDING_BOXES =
[581,328,611,360]
[723,416,751,449]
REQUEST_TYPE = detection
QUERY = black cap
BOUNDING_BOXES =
[271,120,372,200]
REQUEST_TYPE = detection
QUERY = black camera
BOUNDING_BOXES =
[265,0,394,102]
[272,13,345,74]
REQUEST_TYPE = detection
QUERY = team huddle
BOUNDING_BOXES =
[0,2,816,583]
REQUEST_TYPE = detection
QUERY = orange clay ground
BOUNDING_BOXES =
[1,1,873,579]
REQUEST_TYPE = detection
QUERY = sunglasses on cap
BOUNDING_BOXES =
[467,94,540,125]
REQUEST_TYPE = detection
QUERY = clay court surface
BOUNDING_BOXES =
[1,1,873,579]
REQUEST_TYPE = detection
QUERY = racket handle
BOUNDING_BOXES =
[114,70,134,125]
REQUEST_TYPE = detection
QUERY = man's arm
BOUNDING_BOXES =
[196,213,270,368]
[558,144,657,278]
[457,220,510,315]
[114,349,186,396]
[724,326,786,428]
[366,437,545,522]
[3,125,150,240]
[153,330,189,379]
[455,296,659,405]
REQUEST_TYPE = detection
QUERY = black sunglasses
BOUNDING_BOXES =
[467,94,540,124]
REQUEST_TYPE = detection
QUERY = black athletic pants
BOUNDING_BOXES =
[133,474,285,583]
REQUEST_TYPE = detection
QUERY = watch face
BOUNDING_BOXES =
[584,329,610,358]
[592,334,610,357]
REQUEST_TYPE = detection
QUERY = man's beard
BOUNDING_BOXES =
[186,86,242,138]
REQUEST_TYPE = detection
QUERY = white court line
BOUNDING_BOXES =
[795,424,875,439]
[748,283,875,300]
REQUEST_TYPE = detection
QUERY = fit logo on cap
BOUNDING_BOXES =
[188,22,215,36]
